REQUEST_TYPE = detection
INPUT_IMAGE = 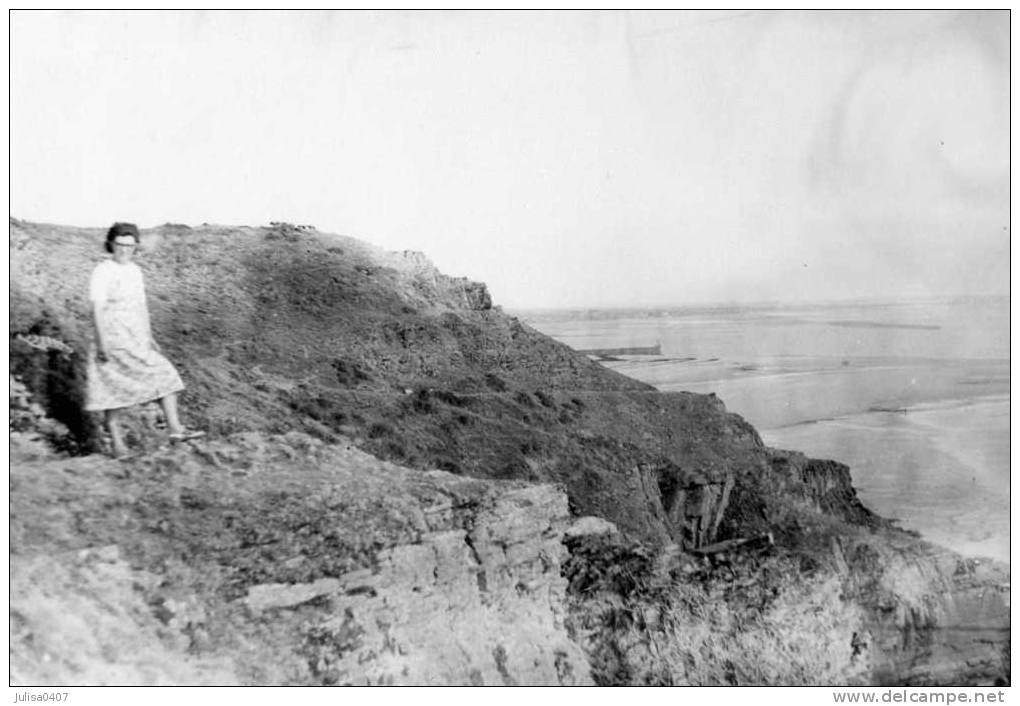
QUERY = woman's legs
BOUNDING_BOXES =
[105,408,129,458]
[159,392,185,434]
[104,394,197,457]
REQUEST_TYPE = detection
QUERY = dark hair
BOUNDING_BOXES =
[104,222,141,254]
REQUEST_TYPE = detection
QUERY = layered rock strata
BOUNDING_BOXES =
[10,432,590,685]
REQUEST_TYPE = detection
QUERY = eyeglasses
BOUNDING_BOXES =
[113,242,137,249]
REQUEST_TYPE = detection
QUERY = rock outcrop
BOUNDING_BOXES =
[10,430,589,685]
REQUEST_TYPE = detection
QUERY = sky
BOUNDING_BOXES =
[9,10,1010,309]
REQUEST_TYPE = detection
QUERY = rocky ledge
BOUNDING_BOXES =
[11,431,591,685]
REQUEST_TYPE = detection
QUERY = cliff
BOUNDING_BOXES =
[8,218,1009,685]
[10,429,590,685]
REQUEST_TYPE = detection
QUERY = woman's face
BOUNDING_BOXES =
[111,235,137,264]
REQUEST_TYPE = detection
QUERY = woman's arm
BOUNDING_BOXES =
[92,301,109,362]
[137,268,160,352]
[89,264,110,362]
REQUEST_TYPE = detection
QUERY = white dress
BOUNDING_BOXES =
[84,260,184,411]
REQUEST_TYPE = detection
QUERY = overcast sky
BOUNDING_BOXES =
[10,10,1009,308]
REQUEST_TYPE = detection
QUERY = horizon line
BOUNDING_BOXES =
[504,293,1010,313]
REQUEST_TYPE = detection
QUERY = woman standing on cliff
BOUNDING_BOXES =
[85,222,204,459]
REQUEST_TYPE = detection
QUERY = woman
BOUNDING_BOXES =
[85,222,204,459]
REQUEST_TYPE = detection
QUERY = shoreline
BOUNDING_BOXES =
[762,397,1010,565]
[603,356,1008,432]
[592,351,1010,566]
[762,392,1011,432]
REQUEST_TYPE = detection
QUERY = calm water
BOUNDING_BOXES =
[520,297,1009,563]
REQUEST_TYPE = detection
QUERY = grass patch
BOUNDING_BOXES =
[566,536,871,686]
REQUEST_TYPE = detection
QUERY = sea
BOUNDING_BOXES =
[519,297,1010,564]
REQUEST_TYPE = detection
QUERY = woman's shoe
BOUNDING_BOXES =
[169,429,206,442]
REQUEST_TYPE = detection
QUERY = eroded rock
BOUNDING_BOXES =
[9,433,590,685]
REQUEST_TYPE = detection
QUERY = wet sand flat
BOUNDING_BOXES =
[523,298,1010,563]
[763,398,1009,563]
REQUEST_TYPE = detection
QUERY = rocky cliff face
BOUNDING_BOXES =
[8,218,1009,685]
[10,430,590,685]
